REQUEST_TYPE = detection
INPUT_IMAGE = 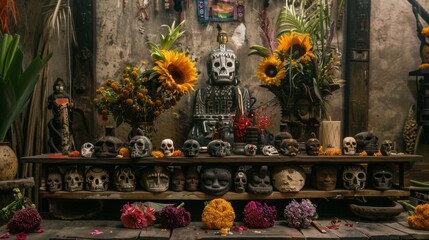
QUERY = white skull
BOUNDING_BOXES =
[182,139,200,157]
[47,172,63,192]
[160,138,174,157]
[262,145,279,156]
[244,144,257,156]
[342,137,357,155]
[129,135,153,158]
[342,165,366,190]
[80,142,95,158]
[210,46,237,85]
[86,167,109,192]
[64,167,84,192]
[234,169,247,193]
[114,167,136,192]
[207,139,227,157]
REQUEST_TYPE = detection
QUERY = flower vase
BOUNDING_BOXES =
[0,142,18,181]
[128,122,156,140]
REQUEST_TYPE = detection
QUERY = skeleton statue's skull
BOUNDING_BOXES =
[247,165,273,194]
[209,46,237,85]
[369,165,393,190]
[129,135,153,158]
[279,138,299,156]
[114,167,136,192]
[207,139,227,157]
[343,137,357,156]
[86,167,109,192]
[311,165,337,191]
[172,168,185,192]
[244,144,257,156]
[274,131,292,150]
[80,142,95,158]
[234,167,247,193]
[160,138,174,157]
[182,139,200,157]
[94,136,124,158]
[271,166,306,192]
[306,135,320,156]
[262,145,279,156]
[64,167,84,192]
[140,166,170,192]
[342,165,367,190]
[200,166,232,195]
[47,172,63,192]
[354,131,379,155]
[381,140,395,156]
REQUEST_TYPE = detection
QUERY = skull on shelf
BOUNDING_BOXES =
[247,165,273,194]
[200,166,232,195]
[279,138,299,156]
[114,166,136,192]
[368,164,393,190]
[244,144,257,156]
[171,168,185,192]
[354,131,379,155]
[182,139,200,157]
[262,145,279,156]
[185,166,200,191]
[234,166,247,193]
[64,167,84,192]
[129,135,153,159]
[94,136,124,158]
[86,167,109,192]
[380,140,395,156]
[310,165,337,191]
[47,171,63,192]
[271,165,306,192]
[341,165,367,190]
[160,139,174,157]
[140,165,170,192]
[342,137,357,156]
[274,131,292,150]
[80,142,95,158]
[305,134,320,156]
[207,139,227,157]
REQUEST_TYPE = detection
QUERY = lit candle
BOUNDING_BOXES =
[319,120,341,149]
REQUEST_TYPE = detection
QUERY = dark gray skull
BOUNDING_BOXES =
[182,139,200,157]
[369,165,393,190]
[234,167,247,193]
[380,140,394,156]
[274,131,292,150]
[279,138,299,156]
[129,135,153,158]
[94,136,124,158]
[247,165,273,194]
[114,167,136,192]
[354,131,379,155]
[306,137,320,156]
[207,139,227,157]
[47,172,63,192]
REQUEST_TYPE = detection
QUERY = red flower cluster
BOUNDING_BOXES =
[7,208,42,233]
[120,202,156,229]
[159,205,191,229]
[243,201,277,229]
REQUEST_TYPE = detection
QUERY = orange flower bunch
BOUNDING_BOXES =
[201,198,235,230]
[408,203,429,230]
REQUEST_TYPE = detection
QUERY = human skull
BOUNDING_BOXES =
[129,135,153,159]
[200,166,232,195]
[114,167,136,192]
[244,144,257,156]
[86,167,109,192]
[342,165,366,190]
[47,172,63,192]
[274,131,292,150]
[262,145,279,156]
[140,166,170,192]
[160,138,174,157]
[311,165,337,191]
[185,166,199,191]
[247,165,273,194]
[343,137,357,155]
[172,168,185,192]
[369,165,393,190]
[354,131,379,155]
[182,139,200,157]
[64,167,84,192]
[380,140,394,156]
[209,45,237,85]
[271,166,306,192]
[94,136,124,158]
[234,167,247,193]
[306,135,320,156]
[279,138,299,156]
[207,139,227,157]
[80,142,95,158]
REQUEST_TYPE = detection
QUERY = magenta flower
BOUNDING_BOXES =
[159,205,191,229]
[243,201,277,228]
[120,202,156,228]
[7,208,42,233]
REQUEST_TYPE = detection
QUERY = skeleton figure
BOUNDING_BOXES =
[311,165,337,191]
[129,135,153,158]
[368,164,393,190]
[271,166,306,192]
[114,167,136,192]
[244,144,257,156]
[247,165,273,194]
[64,167,84,192]
[262,145,279,156]
[200,166,232,195]
[343,137,357,156]
[160,139,174,157]
[234,166,247,193]
[185,166,200,192]
[380,140,395,156]
[207,139,227,157]
[94,135,124,158]
[354,131,379,155]
[279,138,300,156]
[86,167,109,192]
[342,165,367,190]
[172,168,185,192]
[140,166,170,192]
[306,134,320,156]
[182,139,200,157]
[80,142,95,158]
[47,171,63,192]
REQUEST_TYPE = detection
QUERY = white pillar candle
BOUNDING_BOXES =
[319,121,341,149]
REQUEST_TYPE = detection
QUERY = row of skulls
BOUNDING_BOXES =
[46,164,394,193]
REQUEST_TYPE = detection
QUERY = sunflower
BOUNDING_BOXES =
[154,50,197,95]
[256,56,285,86]
[276,32,315,64]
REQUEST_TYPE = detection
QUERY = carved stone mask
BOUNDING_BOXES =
[172,168,185,192]
[209,45,237,85]
[161,138,174,157]
[274,131,292,150]
[64,167,84,192]
[262,145,279,156]
[244,144,257,156]
[354,131,379,155]
[185,166,199,192]
[306,137,320,156]
[369,165,393,190]
[182,139,200,157]
[140,166,170,192]
[81,142,95,158]
[86,167,109,192]
[342,165,366,190]
[94,136,124,158]
[114,167,136,192]
[47,172,63,192]
[311,165,337,191]
[129,135,153,158]
[234,168,247,193]
[207,139,227,157]
[343,137,357,156]
[381,140,394,156]
[271,166,306,192]
[247,165,273,194]
[200,166,232,195]
[279,138,299,156]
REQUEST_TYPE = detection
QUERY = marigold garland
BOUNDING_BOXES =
[407,203,429,230]
[201,198,235,230]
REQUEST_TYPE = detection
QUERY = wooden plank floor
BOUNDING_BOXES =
[2,212,429,240]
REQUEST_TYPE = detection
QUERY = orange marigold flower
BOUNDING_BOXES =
[155,99,163,106]
[69,150,81,157]
[154,110,161,116]
[136,93,145,101]
[131,70,138,78]
[125,99,133,105]
[118,147,130,158]
[140,88,148,95]
[151,151,164,158]
[172,149,182,157]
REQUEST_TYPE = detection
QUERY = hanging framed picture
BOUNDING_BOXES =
[197,0,244,23]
